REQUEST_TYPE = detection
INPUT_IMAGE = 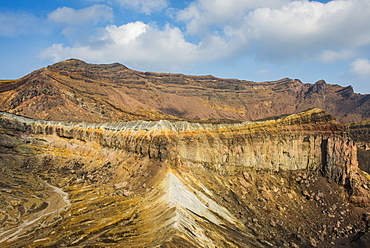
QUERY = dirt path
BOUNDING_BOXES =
[0,181,70,243]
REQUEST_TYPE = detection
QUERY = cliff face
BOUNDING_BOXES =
[347,120,370,174]
[0,109,355,174]
[1,109,369,247]
[1,59,370,123]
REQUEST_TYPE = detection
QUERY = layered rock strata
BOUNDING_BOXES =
[347,120,370,174]
[0,109,356,175]
[0,109,369,247]
[1,59,370,123]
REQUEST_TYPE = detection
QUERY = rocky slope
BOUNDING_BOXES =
[1,109,369,247]
[0,59,370,123]
[347,120,370,174]
[1,60,370,247]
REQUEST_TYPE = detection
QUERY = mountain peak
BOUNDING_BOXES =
[47,59,129,71]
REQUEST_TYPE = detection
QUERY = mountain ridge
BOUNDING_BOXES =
[0,59,369,124]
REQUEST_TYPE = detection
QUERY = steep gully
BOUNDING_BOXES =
[0,109,370,247]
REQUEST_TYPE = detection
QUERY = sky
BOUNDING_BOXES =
[1,0,370,93]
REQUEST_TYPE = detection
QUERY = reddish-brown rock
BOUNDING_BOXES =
[1,59,369,123]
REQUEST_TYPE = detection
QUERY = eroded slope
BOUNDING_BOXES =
[1,59,369,123]
[0,109,370,247]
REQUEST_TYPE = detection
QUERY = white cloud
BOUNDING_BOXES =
[242,0,370,60]
[0,11,48,37]
[48,5,113,25]
[177,0,370,62]
[104,22,148,45]
[318,49,355,63]
[40,0,370,73]
[114,0,168,14]
[40,19,244,72]
[350,58,370,77]
[40,22,200,70]
[177,0,289,35]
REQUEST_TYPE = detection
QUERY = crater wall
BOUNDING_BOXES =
[0,109,358,185]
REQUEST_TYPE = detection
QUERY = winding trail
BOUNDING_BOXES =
[0,181,70,243]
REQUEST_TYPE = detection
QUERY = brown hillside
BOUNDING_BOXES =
[0,59,369,123]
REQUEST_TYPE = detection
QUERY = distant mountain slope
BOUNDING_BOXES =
[1,59,369,123]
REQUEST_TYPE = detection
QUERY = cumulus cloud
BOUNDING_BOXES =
[0,11,49,37]
[104,22,148,45]
[242,0,370,61]
[177,0,370,62]
[48,5,113,25]
[177,0,288,35]
[114,0,168,14]
[318,49,355,63]
[350,58,370,77]
[40,0,370,72]
[40,22,200,69]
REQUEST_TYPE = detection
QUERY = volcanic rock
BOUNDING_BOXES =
[0,109,369,247]
[0,59,370,123]
[1,60,370,247]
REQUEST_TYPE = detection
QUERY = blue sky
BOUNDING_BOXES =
[1,0,369,93]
